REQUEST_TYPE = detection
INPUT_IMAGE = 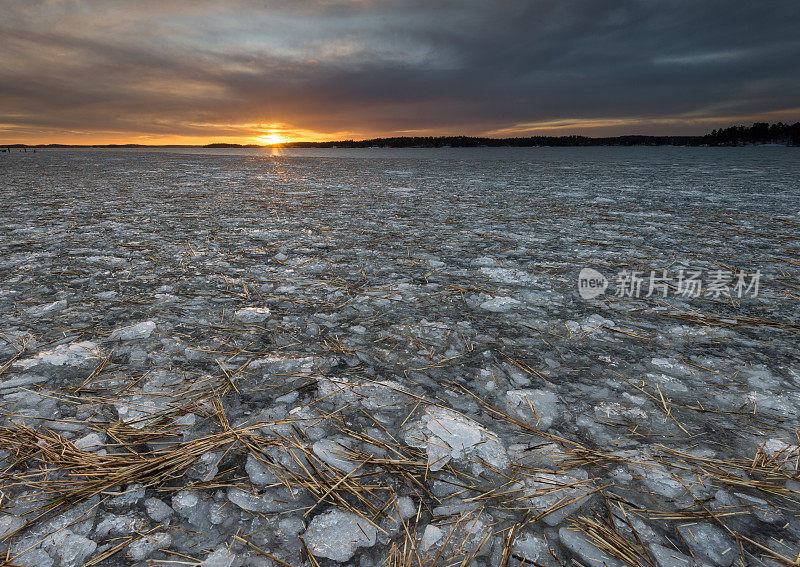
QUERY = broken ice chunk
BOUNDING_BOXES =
[759,438,800,469]
[172,491,198,512]
[244,454,275,485]
[746,391,800,419]
[559,527,624,567]
[171,490,209,525]
[360,380,412,412]
[107,484,145,507]
[313,438,357,474]
[650,358,691,376]
[24,300,67,318]
[524,471,594,526]
[286,405,329,440]
[0,514,25,539]
[234,307,271,324]
[114,395,171,429]
[735,492,783,523]
[85,255,126,266]
[480,266,534,284]
[421,524,443,552]
[475,256,499,267]
[11,341,101,378]
[594,402,648,423]
[277,516,305,555]
[227,488,265,512]
[432,512,493,558]
[427,410,481,452]
[127,532,171,561]
[648,543,695,567]
[95,514,139,538]
[42,530,97,567]
[200,548,236,567]
[12,547,53,567]
[316,376,362,407]
[508,442,573,470]
[109,321,155,340]
[642,467,696,499]
[189,451,223,481]
[512,532,554,565]
[403,405,509,473]
[209,501,227,525]
[94,291,118,299]
[251,355,323,378]
[479,296,521,312]
[74,432,106,452]
[0,374,48,393]
[624,453,711,500]
[113,371,180,429]
[395,496,416,519]
[0,331,36,358]
[676,523,735,566]
[505,389,558,429]
[145,497,174,521]
[304,508,377,562]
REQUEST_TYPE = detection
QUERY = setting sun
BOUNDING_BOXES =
[260,132,287,145]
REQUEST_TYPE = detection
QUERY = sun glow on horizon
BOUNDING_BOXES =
[259,132,288,145]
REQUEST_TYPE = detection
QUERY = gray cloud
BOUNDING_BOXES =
[1,0,798,141]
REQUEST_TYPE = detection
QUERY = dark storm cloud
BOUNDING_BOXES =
[1,0,798,141]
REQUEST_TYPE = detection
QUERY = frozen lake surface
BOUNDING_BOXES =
[1,147,799,566]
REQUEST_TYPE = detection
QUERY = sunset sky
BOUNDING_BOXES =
[1,0,799,145]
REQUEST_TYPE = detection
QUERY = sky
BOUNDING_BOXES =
[1,0,799,144]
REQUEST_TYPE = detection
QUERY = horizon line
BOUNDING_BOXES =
[4,122,799,149]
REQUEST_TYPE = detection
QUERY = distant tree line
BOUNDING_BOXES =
[5,121,799,149]
[279,134,698,148]
[703,122,800,146]
[273,122,800,148]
